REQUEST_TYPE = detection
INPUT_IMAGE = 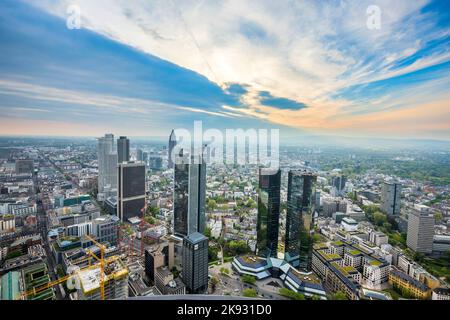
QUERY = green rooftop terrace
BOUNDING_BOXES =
[313,243,329,250]
[332,263,358,277]
[318,251,342,261]
[348,249,363,256]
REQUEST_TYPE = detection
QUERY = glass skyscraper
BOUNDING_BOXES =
[256,168,281,258]
[173,150,206,237]
[117,136,130,164]
[285,170,317,271]
[97,134,117,200]
[168,129,177,168]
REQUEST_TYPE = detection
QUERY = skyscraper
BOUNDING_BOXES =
[136,148,143,162]
[117,162,146,222]
[381,181,402,216]
[407,209,435,254]
[256,168,281,258]
[173,150,206,237]
[117,136,130,164]
[331,175,347,197]
[97,134,118,200]
[168,129,177,168]
[284,170,317,270]
[182,232,208,294]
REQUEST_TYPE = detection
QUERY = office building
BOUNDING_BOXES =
[92,215,120,245]
[285,170,317,269]
[341,217,358,232]
[168,129,177,168]
[145,248,165,283]
[322,197,347,217]
[256,168,281,258]
[182,232,208,294]
[117,136,130,164]
[117,162,146,222]
[173,151,206,237]
[15,159,34,174]
[149,154,163,170]
[155,266,186,295]
[97,134,118,200]
[136,148,143,162]
[389,267,431,299]
[407,209,435,254]
[331,175,346,197]
[380,181,402,216]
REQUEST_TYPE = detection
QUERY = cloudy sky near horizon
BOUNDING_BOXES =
[0,0,449,140]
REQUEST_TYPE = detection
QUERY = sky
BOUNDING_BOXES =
[0,0,449,141]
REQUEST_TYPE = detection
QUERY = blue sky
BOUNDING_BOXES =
[0,0,449,140]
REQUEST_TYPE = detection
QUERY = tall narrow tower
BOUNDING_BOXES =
[173,150,206,237]
[97,134,117,200]
[117,136,130,164]
[285,170,317,270]
[168,129,177,168]
[256,168,281,258]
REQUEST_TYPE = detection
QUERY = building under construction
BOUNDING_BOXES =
[76,257,129,300]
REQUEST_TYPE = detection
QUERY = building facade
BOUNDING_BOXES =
[256,168,281,258]
[380,182,402,216]
[117,162,146,222]
[407,209,435,254]
[117,136,130,164]
[97,134,118,199]
[181,232,208,294]
[285,170,317,270]
[173,151,206,237]
[168,129,177,168]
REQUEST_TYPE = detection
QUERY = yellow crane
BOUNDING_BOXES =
[19,235,111,300]
[84,235,107,300]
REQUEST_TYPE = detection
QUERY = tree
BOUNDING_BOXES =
[373,211,387,226]
[220,267,230,275]
[146,205,159,217]
[208,246,219,261]
[242,288,258,298]
[144,215,155,225]
[330,291,348,300]
[209,276,219,293]
[207,199,217,211]
[434,212,443,223]
[279,288,305,300]
[225,240,251,256]
[204,227,212,239]
[413,252,425,263]
[241,274,256,285]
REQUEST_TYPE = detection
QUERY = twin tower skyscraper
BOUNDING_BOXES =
[257,168,317,271]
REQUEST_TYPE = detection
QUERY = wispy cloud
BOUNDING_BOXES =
[2,0,449,139]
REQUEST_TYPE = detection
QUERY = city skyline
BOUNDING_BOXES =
[0,0,449,140]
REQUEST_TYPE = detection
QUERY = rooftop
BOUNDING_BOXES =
[317,251,342,262]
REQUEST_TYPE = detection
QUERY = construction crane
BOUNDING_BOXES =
[85,234,106,300]
[19,235,109,300]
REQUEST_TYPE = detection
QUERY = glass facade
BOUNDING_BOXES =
[285,170,317,271]
[174,155,189,236]
[173,151,206,237]
[256,168,281,258]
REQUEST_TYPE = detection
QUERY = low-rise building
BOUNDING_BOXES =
[388,267,431,300]
[432,287,450,300]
